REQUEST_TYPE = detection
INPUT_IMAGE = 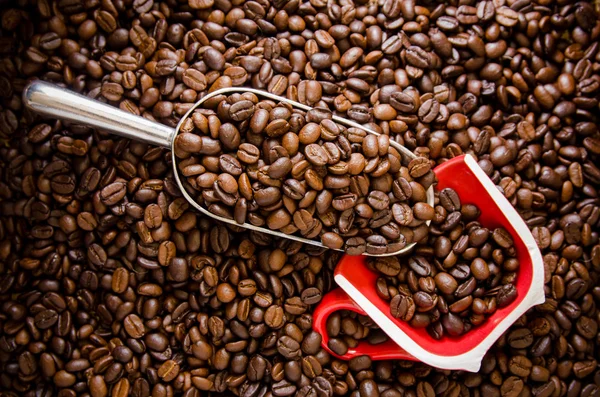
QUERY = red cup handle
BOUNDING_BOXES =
[313,288,417,361]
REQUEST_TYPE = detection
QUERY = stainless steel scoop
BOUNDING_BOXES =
[23,80,434,256]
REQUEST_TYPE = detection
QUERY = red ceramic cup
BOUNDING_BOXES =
[313,154,545,372]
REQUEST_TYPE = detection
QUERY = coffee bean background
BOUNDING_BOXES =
[1,0,600,396]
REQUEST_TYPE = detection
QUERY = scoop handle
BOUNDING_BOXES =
[313,287,416,361]
[22,80,175,148]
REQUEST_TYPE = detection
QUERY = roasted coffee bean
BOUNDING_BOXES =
[100,182,127,205]
[34,309,58,329]
[321,232,344,250]
[492,227,514,248]
[158,359,180,382]
[112,268,129,293]
[278,336,301,359]
[439,188,461,212]
[265,305,286,329]
[390,294,416,321]
[435,273,458,295]
[327,338,348,356]
[496,284,518,307]
[408,157,431,178]
[470,258,490,280]
[123,314,145,338]
[496,6,519,27]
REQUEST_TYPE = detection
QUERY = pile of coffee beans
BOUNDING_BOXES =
[174,92,435,254]
[326,311,391,356]
[1,0,600,396]
[370,189,520,338]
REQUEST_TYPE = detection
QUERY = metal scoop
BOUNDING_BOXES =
[23,80,434,256]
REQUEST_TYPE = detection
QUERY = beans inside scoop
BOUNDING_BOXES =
[174,92,436,255]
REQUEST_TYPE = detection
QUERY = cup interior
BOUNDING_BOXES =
[313,287,416,361]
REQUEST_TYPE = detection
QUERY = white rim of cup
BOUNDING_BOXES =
[334,154,545,372]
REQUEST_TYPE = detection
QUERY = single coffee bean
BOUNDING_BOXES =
[100,182,127,205]
[124,314,146,338]
[327,338,348,356]
[112,268,129,293]
[390,294,416,321]
[439,188,461,212]
[34,309,58,329]
[435,272,458,295]
[265,305,286,329]
[496,283,518,307]
[158,360,180,382]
